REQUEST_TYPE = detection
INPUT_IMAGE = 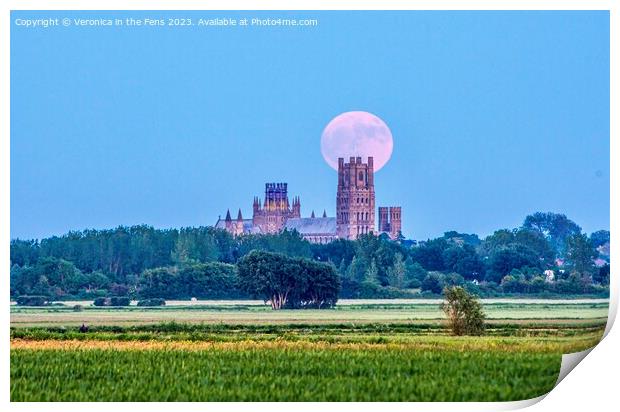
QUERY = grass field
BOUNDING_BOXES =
[10,299,609,402]
[10,299,610,327]
[9,342,566,401]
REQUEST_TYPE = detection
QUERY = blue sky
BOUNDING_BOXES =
[11,11,609,240]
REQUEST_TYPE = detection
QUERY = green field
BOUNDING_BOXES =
[10,299,609,327]
[10,299,609,402]
[10,343,564,401]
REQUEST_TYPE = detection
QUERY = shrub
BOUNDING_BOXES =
[440,286,485,336]
[93,297,110,306]
[407,278,422,289]
[137,298,166,307]
[94,296,131,306]
[421,273,444,294]
[109,296,131,306]
[72,304,84,312]
[16,295,49,306]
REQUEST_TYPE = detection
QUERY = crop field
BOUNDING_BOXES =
[10,299,609,402]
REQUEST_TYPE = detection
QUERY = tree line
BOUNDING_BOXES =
[10,212,610,302]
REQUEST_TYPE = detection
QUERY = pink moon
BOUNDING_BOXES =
[320,111,394,172]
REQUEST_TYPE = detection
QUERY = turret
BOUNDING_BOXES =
[237,209,243,221]
[291,195,301,218]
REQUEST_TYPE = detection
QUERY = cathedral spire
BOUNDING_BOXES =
[311,210,315,218]
[237,208,243,221]
[225,209,232,221]
[322,209,327,218]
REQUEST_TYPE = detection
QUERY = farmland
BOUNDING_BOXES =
[10,299,609,327]
[10,299,609,402]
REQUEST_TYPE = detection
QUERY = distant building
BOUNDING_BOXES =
[544,269,555,283]
[215,182,300,235]
[252,183,300,234]
[336,156,376,239]
[215,156,404,243]
[378,206,402,240]
[284,210,337,244]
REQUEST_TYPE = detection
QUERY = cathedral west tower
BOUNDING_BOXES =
[336,156,375,240]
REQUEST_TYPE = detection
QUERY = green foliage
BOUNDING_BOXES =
[441,286,485,336]
[238,230,312,259]
[594,264,610,285]
[411,238,449,271]
[442,231,481,246]
[365,259,380,284]
[523,212,581,256]
[442,244,485,280]
[93,297,108,306]
[110,296,130,306]
[590,230,610,248]
[8,212,609,300]
[15,295,50,306]
[485,244,541,283]
[287,259,340,309]
[139,262,241,299]
[421,273,444,294]
[386,253,406,288]
[565,233,597,275]
[93,296,130,307]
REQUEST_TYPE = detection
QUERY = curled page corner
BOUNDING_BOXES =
[503,393,548,410]
[555,347,595,388]
[604,294,617,338]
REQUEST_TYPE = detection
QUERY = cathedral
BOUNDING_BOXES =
[215,156,402,243]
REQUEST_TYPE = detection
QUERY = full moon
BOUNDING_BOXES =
[320,111,393,172]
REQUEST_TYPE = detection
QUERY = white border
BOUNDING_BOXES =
[2,1,617,411]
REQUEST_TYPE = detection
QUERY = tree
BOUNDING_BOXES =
[411,238,449,271]
[594,264,610,286]
[513,228,555,267]
[237,251,299,309]
[236,250,340,310]
[404,257,427,287]
[523,212,581,256]
[485,244,540,283]
[478,229,515,257]
[444,272,465,287]
[387,253,406,288]
[421,272,444,294]
[565,233,597,275]
[440,286,485,336]
[479,228,555,268]
[590,230,610,249]
[442,244,484,280]
[10,239,40,267]
[346,256,368,283]
[365,258,380,284]
[442,231,481,246]
[311,238,356,266]
[291,260,340,308]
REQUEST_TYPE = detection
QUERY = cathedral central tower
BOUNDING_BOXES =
[336,156,375,239]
